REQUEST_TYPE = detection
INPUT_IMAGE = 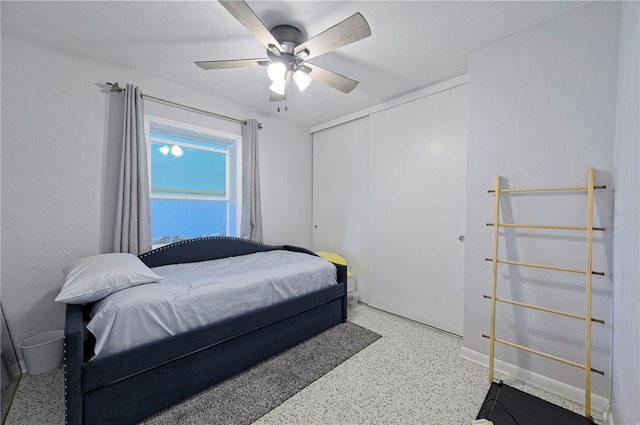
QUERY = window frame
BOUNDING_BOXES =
[144,115,243,242]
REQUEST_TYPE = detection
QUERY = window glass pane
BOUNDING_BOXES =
[151,198,227,241]
[150,141,226,197]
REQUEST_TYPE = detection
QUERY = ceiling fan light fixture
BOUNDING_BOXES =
[293,70,312,92]
[270,79,286,95]
[267,62,286,82]
[170,145,184,158]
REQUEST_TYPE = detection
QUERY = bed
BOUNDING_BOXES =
[63,237,348,425]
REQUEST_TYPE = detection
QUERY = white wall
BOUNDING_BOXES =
[1,34,312,366]
[610,2,640,424]
[462,1,619,407]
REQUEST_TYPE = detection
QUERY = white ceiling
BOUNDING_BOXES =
[2,1,588,127]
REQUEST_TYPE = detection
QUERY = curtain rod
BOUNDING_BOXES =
[106,82,262,129]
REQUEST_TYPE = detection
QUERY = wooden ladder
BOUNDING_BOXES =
[484,167,606,417]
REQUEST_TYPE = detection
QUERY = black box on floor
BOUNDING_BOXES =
[477,381,596,425]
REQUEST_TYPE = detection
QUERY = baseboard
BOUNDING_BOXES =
[602,404,614,425]
[460,347,609,413]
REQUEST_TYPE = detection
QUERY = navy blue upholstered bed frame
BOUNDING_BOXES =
[64,237,348,425]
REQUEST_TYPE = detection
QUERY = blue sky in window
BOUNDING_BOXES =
[151,198,228,240]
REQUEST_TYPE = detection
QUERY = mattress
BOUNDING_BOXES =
[87,250,337,359]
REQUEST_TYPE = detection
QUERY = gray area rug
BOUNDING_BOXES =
[140,322,381,425]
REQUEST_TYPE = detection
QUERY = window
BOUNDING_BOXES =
[146,117,242,246]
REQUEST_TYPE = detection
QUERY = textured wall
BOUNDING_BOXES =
[1,35,312,366]
[463,2,619,401]
[611,2,640,424]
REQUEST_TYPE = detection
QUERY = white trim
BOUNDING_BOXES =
[146,115,241,145]
[602,404,614,425]
[369,300,462,337]
[229,139,242,237]
[148,137,228,154]
[310,73,469,134]
[150,194,228,201]
[460,346,610,413]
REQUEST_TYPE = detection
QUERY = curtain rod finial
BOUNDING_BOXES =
[106,82,125,93]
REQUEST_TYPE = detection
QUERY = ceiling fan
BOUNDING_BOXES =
[195,0,371,105]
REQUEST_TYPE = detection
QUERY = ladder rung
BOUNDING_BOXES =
[487,185,606,193]
[484,257,605,276]
[486,223,605,231]
[482,334,605,375]
[482,295,605,324]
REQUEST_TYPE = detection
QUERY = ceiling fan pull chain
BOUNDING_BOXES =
[276,100,289,113]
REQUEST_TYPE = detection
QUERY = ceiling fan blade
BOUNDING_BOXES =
[304,63,359,93]
[219,1,284,52]
[195,59,269,70]
[294,13,371,60]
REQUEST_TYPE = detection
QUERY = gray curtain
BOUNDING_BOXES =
[114,84,151,255]
[241,119,263,242]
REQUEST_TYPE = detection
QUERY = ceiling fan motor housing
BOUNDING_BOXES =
[270,25,305,53]
[267,25,309,73]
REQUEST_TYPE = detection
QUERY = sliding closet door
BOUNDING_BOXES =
[368,84,468,336]
[312,117,370,301]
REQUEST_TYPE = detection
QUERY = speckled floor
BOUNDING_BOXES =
[4,363,64,425]
[257,304,603,425]
[2,377,20,423]
[4,304,603,424]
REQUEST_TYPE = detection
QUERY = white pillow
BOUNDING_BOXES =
[55,253,163,304]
